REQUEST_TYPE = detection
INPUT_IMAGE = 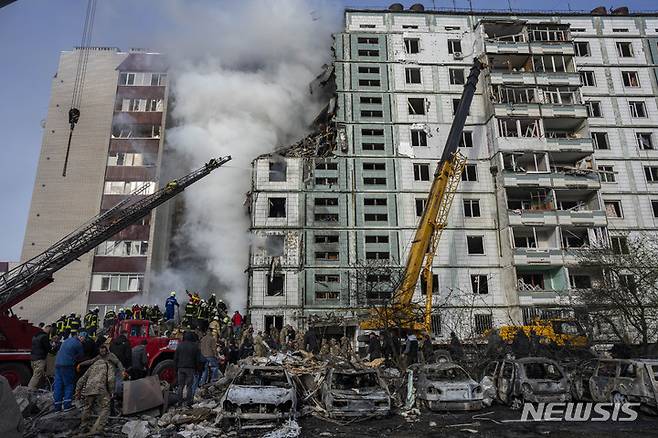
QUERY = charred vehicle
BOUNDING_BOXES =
[321,368,391,418]
[219,365,297,422]
[571,358,658,410]
[409,363,484,411]
[481,358,570,405]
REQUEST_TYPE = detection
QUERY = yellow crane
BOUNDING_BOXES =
[361,58,486,333]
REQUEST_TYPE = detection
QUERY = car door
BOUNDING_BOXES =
[575,359,597,400]
[498,361,515,404]
[590,360,617,402]
[481,361,499,403]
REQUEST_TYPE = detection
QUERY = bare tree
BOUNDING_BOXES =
[572,232,658,353]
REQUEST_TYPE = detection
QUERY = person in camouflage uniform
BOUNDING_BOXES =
[75,345,115,435]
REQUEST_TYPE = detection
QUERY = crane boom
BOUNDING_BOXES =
[361,58,485,332]
[0,156,232,312]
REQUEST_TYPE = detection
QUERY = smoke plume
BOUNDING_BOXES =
[151,0,339,311]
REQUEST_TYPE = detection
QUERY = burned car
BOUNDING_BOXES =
[321,368,391,418]
[571,358,658,410]
[481,358,570,405]
[409,363,484,411]
[219,365,297,421]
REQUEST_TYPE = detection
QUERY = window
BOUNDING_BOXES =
[413,163,430,181]
[622,71,640,87]
[364,198,387,206]
[119,72,135,85]
[571,28,586,32]
[151,73,167,86]
[411,129,427,147]
[266,274,284,296]
[463,199,481,217]
[629,101,647,118]
[315,213,339,222]
[569,275,592,289]
[462,164,477,181]
[467,235,485,254]
[585,101,602,117]
[107,152,155,167]
[315,235,339,244]
[315,251,339,261]
[315,274,340,283]
[580,71,596,86]
[404,38,419,54]
[365,235,389,243]
[449,68,465,85]
[315,291,340,300]
[103,181,155,195]
[445,25,460,31]
[637,133,654,150]
[616,41,634,57]
[314,198,338,206]
[574,41,590,56]
[407,98,426,115]
[420,274,439,296]
[362,143,384,151]
[359,24,375,29]
[366,251,390,260]
[360,96,382,104]
[619,275,637,291]
[269,161,287,182]
[96,241,149,257]
[91,273,144,292]
[357,37,378,44]
[315,177,338,185]
[591,132,609,150]
[405,67,421,84]
[362,128,384,136]
[598,165,615,183]
[612,28,629,33]
[315,161,338,170]
[459,131,473,148]
[645,166,658,182]
[363,162,385,171]
[358,49,379,57]
[359,79,381,87]
[611,236,629,254]
[447,39,462,54]
[364,213,388,221]
[358,66,380,74]
[651,200,658,218]
[363,177,386,185]
[402,25,418,30]
[452,99,461,115]
[604,200,623,218]
[111,124,161,139]
[474,314,493,334]
[360,109,383,117]
[415,198,427,216]
[471,274,489,294]
[268,198,286,218]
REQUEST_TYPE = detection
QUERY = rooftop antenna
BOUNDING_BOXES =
[507,0,513,12]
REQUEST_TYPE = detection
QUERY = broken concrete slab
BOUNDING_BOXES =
[34,408,81,433]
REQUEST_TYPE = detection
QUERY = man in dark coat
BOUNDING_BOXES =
[367,332,382,360]
[174,331,204,406]
[303,328,319,354]
[110,330,132,370]
[28,325,52,389]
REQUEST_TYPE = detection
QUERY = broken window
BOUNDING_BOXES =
[497,118,540,138]
[652,200,658,218]
[407,98,426,115]
[268,160,287,182]
[467,235,485,254]
[580,70,596,86]
[449,68,465,85]
[415,198,427,216]
[474,314,492,334]
[604,200,623,218]
[405,67,421,84]
[598,165,615,183]
[360,96,382,104]
[622,71,640,87]
[420,273,439,295]
[315,161,338,170]
[586,101,602,117]
[616,41,634,57]
[315,234,339,244]
[363,177,386,185]
[358,66,380,74]
[315,273,340,283]
[364,197,387,206]
[413,163,430,181]
[524,362,563,380]
[358,49,379,57]
[463,199,481,217]
[404,38,420,54]
[315,251,339,261]
[447,39,462,54]
[637,133,653,150]
[518,272,545,290]
[266,273,285,296]
[569,275,592,289]
[365,235,389,243]
[574,41,590,57]
[315,291,340,300]
[645,166,658,182]
[471,274,489,294]
[461,164,477,182]
[331,372,379,390]
[411,129,427,147]
[591,132,609,150]
[431,313,442,336]
[363,162,386,171]
[366,251,390,260]
[452,98,461,115]
[459,131,473,148]
[111,124,161,139]
[364,213,388,221]
[268,198,286,218]
[264,315,284,332]
[265,235,284,256]
[629,101,647,118]
[315,213,339,222]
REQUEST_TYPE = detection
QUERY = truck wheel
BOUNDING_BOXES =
[152,359,176,385]
[0,362,31,389]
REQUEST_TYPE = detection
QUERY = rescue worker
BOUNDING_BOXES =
[231,310,243,338]
[183,299,197,328]
[209,316,221,336]
[200,331,219,384]
[279,325,289,350]
[83,308,99,337]
[207,294,217,312]
[132,303,142,320]
[150,305,163,323]
[28,325,52,389]
[254,331,268,357]
[75,344,115,435]
[67,313,81,338]
[303,328,319,354]
[124,306,133,320]
[165,292,179,321]
[117,308,126,321]
[55,315,67,338]
[103,309,117,330]
[217,299,227,315]
[53,331,86,411]
[197,301,209,325]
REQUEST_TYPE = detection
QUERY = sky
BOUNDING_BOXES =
[0,0,655,261]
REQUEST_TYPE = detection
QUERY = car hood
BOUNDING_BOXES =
[330,388,389,400]
[225,385,294,405]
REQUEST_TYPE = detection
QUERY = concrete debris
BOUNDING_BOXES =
[121,420,150,438]
[261,419,301,438]
[12,386,51,417]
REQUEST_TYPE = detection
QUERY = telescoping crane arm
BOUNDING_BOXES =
[0,156,232,312]
[361,58,485,332]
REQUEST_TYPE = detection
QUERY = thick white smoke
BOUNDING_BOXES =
[153,0,339,311]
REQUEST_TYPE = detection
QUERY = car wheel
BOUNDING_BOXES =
[152,359,176,385]
[0,362,31,389]
[612,392,628,404]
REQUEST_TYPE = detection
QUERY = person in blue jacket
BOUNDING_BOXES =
[165,291,179,321]
[53,331,86,411]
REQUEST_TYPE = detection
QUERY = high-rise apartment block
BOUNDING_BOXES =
[18,48,170,322]
[247,7,658,337]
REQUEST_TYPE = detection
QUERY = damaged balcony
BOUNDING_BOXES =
[511,225,564,265]
[544,119,593,155]
[481,20,573,56]
[506,187,607,227]
[251,232,301,269]
[516,266,568,302]
[487,53,579,87]
[490,85,586,119]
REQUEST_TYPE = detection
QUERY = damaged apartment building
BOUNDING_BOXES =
[247,5,658,337]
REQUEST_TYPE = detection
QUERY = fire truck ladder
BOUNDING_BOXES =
[0,156,232,312]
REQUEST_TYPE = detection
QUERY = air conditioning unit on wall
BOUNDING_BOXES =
[453,52,463,60]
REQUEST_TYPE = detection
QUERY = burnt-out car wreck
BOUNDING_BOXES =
[321,368,392,418]
[408,363,484,411]
[219,365,297,423]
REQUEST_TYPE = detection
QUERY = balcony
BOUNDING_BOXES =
[485,40,574,56]
[545,136,593,154]
[502,171,600,190]
[513,248,565,265]
[516,266,567,303]
[508,209,607,227]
